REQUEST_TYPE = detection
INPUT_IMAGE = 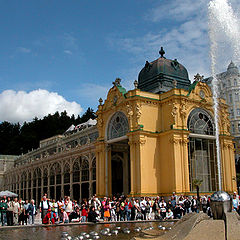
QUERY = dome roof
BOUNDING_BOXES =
[138,47,191,94]
[227,61,239,74]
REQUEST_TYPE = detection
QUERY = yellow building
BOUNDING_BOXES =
[95,49,237,197]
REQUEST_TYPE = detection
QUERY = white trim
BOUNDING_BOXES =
[106,135,128,144]
[189,133,216,140]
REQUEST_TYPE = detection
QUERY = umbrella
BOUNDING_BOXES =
[0,190,18,198]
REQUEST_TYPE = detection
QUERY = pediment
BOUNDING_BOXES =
[188,81,213,103]
[103,85,127,111]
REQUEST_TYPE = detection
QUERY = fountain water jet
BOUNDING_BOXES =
[208,0,240,191]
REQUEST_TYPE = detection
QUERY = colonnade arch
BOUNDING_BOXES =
[6,154,96,205]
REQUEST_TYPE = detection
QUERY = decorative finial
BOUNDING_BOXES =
[173,79,177,88]
[159,47,165,58]
[194,73,204,82]
[99,98,103,105]
[113,78,121,87]
[134,80,138,89]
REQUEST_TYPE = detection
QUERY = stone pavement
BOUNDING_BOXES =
[134,212,240,240]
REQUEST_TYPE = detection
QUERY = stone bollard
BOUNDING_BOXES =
[210,191,232,220]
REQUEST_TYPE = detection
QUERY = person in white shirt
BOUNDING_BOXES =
[140,197,147,220]
[39,196,49,222]
[12,198,20,225]
[65,197,73,216]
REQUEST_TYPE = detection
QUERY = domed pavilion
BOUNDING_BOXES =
[96,48,237,197]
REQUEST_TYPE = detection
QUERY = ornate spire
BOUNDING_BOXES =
[112,78,121,87]
[134,80,138,89]
[159,47,165,58]
[194,73,204,82]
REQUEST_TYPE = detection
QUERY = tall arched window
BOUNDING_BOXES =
[73,160,80,182]
[81,157,89,181]
[107,112,129,140]
[43,168,48,186]
[92,158,96,181]
[188,108,218,192]
[187,108,215,135]
[64,163,70,184]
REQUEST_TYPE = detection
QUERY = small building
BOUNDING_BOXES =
[96,49,237,196]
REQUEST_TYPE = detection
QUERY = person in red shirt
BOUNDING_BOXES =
[124,198,132,221]
[81,204,88,222]
[42,208,56,224]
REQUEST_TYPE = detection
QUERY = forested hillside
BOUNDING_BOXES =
[0,108,96,155]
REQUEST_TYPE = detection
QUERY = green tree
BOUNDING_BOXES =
[192,178,203,201]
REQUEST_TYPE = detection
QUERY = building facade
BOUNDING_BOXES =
[2,49,237,203]
[0,155,17,190]
[205,62,240,163]
[3,123,98,205]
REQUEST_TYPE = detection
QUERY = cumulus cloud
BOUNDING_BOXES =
[0,89,83,123]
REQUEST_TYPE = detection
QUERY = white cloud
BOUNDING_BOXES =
[64,50,73,55]
[17,47,31,53]
[110,0,240,80]
[0,89,83,123]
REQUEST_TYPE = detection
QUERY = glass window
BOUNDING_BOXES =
[107,112,129,140]
[235,93,239,101]
[237,108,240,116]
[92,158,96,181]
[234,79,237,86]
[229,94,233,103]
[188,108,218,192]
[187,108,215,135]
[230,109,234,118]
[64,164,70,184]
[81,158,89,181]
[232,124,235,133]
[73,160,80,182]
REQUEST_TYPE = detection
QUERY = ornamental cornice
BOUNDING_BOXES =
[169,138,189,145]
[169,138,179,144]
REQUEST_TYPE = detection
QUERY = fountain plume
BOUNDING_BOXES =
[208,0,240,191]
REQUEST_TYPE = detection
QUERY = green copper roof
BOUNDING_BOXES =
[117,85,127,97]
[138,48,191,94]
[187,81,198,96]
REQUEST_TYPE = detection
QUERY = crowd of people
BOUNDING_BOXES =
[0,192,239,226]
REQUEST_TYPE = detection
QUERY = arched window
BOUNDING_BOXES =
[92,158,96,181]
[28,172,31,188]
[107,112,129,140]
[187,108,215,135]
[55,163,61,185]
[21,172,27,189]
[36,168,42,187]
[187,108,218,192]
[43,169,48,186]
[73,159,80,182]
[64,163,70,184]
[33,171,37,188]
[81,157,89,181]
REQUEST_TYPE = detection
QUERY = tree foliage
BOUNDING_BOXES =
[0,108,96,155]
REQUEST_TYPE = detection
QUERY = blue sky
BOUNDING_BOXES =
[0,0,239,123]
